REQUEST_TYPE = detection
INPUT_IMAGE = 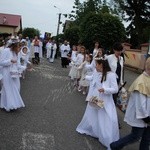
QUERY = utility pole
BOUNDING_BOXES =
[56,13,61,37]
[55,13,61,58]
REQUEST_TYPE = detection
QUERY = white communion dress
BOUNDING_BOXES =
[76,70,119,150]
[0,48,25,111]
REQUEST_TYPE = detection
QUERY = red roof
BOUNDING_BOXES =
[140,43,149,47]
[0,13,21,27]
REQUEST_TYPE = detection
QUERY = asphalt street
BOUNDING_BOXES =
[0,58,140,150]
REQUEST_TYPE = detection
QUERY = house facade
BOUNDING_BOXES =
[0,13,22,36]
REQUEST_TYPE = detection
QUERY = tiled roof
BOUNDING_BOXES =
[0,13,21,27]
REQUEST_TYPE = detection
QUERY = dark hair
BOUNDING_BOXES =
[113,42,123,51]
[80,46,86,62]
[87,54,93,64]
[10,42,19,52]
[96,59,111,83]
[95,48,105,58]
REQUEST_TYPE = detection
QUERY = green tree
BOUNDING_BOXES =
[80,12,125,51]
[53,33,65,43]
[112,0,150,47]
[143,27,150,43]
[22,27,41,39]
[66,0,102,24]
[64,26,80,46]
[63,0,125,50]
[68,0,119,23]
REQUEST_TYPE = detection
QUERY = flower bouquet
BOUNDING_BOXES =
[89,96,104,108]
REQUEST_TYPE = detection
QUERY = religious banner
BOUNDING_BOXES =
[44,32,51,40]
[124,50,146,70]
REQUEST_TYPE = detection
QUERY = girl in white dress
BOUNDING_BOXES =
[0,44,4,94]
[86,48,105,73]
[85,48,105,97]
[92,41,100,57]
[0,41,25,112]
[74,46,86,87]
[46,39,52,59]
[18,46,32,79]
[78,54,93,95]
[68,45,77,80]
[76,58,119,150]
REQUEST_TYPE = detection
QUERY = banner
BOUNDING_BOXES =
[124,50,146,70]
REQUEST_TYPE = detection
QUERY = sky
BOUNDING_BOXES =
[0,0,81,37]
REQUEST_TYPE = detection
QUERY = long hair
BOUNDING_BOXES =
[89,54,93,64]
[80,46,86,62]
[96,59,111,83]
[10,42,19,54]
[94,48,105,58]
[86,53,93,64]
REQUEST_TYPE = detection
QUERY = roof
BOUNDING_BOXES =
[0,13,21,27]
[140,43,149,47]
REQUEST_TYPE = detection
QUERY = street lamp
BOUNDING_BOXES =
[54,5,62,58]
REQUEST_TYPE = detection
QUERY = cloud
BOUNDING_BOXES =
[0,0,75,36]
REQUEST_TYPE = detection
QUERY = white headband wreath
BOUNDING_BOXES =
[94,57,106,60]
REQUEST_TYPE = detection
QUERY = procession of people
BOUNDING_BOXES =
[66,41,150,150]
[0,34,150,150]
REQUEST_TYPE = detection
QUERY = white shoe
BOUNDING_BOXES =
[83,91,86,95]
[78,87,82,92]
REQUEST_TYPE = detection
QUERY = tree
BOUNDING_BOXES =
[64,26,80,46]
[68,0,119,23]
[63,0,125,50]
[66,0,102,24]
[143,27,150,43]
[112,0,150,47]
[52,33,65,43]
[22,27,41,39]
[80,12,125,51]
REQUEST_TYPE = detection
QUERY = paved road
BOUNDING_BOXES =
[0,58,140,150]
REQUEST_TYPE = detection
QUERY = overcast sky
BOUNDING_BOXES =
[0,0,82,36]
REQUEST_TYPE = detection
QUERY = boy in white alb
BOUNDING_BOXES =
[60,40,70,68]
[46,40,57,63]
[110,57,150,150]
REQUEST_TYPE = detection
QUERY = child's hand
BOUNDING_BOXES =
[98,88,104,93]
